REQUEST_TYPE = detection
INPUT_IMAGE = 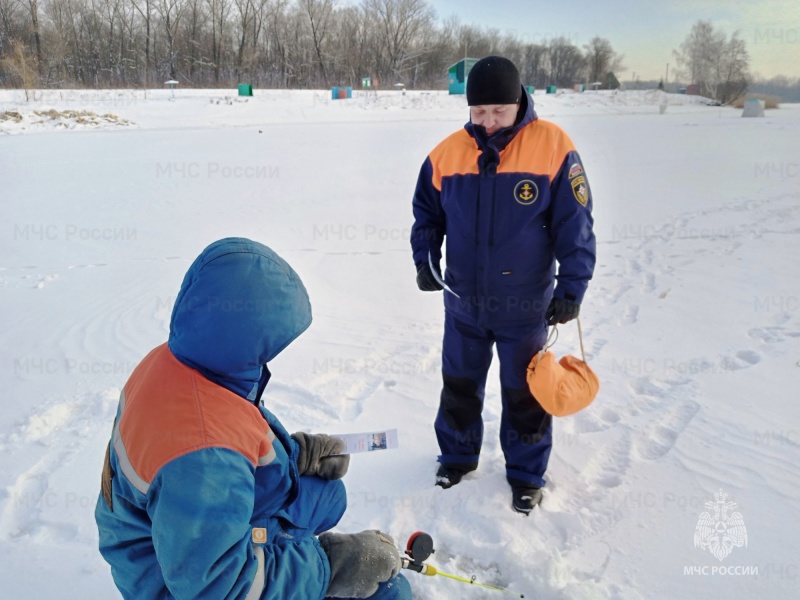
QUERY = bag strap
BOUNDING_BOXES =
[576,317,587,363]
[541,317,587,363]
[538,325,559,361]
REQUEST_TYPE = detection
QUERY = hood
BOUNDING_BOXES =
[168,238,312,401]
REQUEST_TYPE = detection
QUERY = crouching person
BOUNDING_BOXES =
[95,237,411,600]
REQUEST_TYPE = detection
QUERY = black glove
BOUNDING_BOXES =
[319,530,402,598]
[546,296,580,325]
[416,263,443,292]
[292,432,350,480]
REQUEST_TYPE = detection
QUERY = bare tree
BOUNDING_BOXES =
[155,0,186,79]
[674,20,750,103]
[584,36,623,87]
[456,23,496,61]
[520,43,547,88]
[363,0,433,83]
[0,0,758,95]
[673,21,719,87]
[548,36,585,87]
[131,0,155,82]
[232,0,253,78]
[181,0,208,80]
[300,0,333,83]
[204,0,230,82]
[19,0,43,69]
[0,0,23,57]
[411,12,455,88]
[330,3,368,84]
[2,38,38,96]
[712,30,749,104]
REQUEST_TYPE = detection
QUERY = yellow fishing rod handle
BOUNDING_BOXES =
[420,564,438,576]
[401,558,438,576]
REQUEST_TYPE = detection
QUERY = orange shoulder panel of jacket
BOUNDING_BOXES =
[428,129,480,191]
[119,344,272,484]
[497,119,577,182]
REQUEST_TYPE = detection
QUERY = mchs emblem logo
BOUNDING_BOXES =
[694,489,748,561]
[514,180,539,205]
[571,176,589,206]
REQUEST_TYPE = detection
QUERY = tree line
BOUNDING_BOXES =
[0,0,624,90]
[0,1,764,105]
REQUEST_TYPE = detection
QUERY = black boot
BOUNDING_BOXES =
[510,480,542,514]
[435,464,472,489]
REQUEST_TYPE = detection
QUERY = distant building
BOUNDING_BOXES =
[448,58,479,95]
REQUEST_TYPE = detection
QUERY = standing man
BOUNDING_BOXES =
[410,56,596,514]
[96,237,411,599]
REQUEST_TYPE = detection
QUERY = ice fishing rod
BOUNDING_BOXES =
[401,531,525,598]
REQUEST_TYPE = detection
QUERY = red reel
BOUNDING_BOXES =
[405,531,434,563]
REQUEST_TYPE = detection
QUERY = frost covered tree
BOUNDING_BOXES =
[673,20,750,104]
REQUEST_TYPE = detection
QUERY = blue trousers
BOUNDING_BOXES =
[435,312,552,487]
[290,476,412,600]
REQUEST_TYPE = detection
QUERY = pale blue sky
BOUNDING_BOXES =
[383,0,799,80]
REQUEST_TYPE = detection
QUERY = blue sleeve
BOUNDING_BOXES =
[410,157,446,269]
[549,151,596,304]
[148,448,329,600]
[262,407,300,459]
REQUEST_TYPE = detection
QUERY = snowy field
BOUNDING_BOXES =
[1,88,799,599]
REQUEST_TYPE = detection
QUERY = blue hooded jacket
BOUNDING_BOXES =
[169,237,312,400]
[95,238,334,600]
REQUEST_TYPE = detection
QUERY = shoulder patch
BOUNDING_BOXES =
[568,163,583,179]
[571,176,589,206]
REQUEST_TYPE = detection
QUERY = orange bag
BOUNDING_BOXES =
[527,318,599,417]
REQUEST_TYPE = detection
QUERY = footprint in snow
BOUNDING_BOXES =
[719,350,761,371]
[642,272,656,293]
[748,327,789,343]
[619,305,639,326]
[581,431,632,489]
[586,338,608,361]
[634,401,700,460]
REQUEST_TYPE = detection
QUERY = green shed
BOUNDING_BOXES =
[448,58,479,95]
[238,84,253,97]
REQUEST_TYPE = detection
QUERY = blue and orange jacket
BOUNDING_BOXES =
[95,238,330,599]
[411,89,596,326]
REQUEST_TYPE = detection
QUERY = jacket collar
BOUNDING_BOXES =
[465,86,538,156]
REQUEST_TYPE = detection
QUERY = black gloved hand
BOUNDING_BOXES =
[292,432,350,480]
[416,264,444,292]
[546,296,580,325]
[319,530,402,598]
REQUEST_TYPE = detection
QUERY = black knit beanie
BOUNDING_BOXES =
[466,56,521,106]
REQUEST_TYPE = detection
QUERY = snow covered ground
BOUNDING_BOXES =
[1,87,799,599]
